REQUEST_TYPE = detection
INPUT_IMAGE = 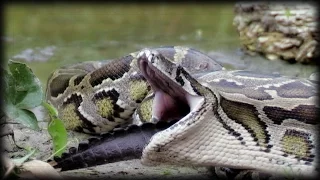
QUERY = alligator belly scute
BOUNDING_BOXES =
[52,120,176,171]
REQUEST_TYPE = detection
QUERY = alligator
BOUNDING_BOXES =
[52,120,176,171]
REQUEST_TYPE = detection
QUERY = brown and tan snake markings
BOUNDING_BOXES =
[47,46,318,178]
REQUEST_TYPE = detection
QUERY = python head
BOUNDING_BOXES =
[136,48,215,124]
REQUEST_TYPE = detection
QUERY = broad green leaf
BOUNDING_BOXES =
[2,60,42,130]
[7,60,43,109]
[5,104,40,130]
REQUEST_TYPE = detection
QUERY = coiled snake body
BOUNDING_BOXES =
[47,46,318,178]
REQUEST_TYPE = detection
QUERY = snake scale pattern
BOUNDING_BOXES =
[47,46,318,179]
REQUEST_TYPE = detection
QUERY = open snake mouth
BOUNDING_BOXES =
[138,50,204,123]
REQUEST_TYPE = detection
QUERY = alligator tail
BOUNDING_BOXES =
[52,121,175,171]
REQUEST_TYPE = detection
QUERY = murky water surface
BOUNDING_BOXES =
[5,4,317,88]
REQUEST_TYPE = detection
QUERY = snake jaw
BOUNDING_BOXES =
[138,49,204,123]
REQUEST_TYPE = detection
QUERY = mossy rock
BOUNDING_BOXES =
[233,2,318,63]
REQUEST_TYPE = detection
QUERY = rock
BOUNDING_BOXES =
[12,46,56,62]
[233,2,318,63]
[20,160,63,180]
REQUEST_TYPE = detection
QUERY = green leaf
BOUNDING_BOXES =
[7,60,43,109]
[42,102,58,118]
[44,102,68,157]
[5,104,40,130]
[48,118,68,157]
[2,60,43,130]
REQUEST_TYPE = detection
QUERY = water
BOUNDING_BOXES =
[5,3,317,88]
